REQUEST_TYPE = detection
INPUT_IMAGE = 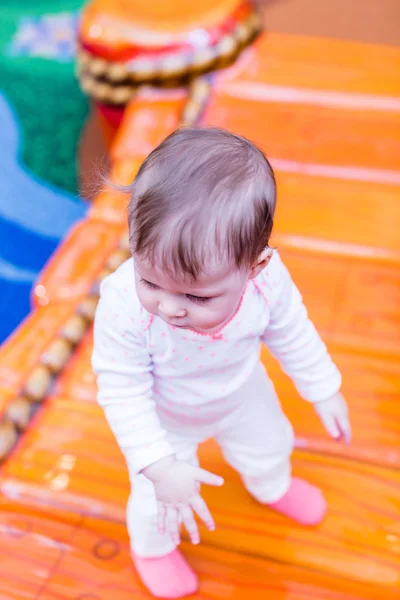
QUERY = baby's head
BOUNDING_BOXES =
[128,127,276,334]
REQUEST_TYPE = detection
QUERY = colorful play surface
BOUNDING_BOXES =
[0,29,400,600]
[0,2,87,342]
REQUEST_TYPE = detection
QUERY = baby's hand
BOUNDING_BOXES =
[314,392,352,444]
[142,456,224,545]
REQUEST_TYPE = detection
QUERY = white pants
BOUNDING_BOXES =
[127,362,294,557]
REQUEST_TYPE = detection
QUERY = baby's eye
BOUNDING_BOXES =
[141,279,159,290]
[186,294,212,304]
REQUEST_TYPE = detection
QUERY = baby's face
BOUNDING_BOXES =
[134,257,250,334]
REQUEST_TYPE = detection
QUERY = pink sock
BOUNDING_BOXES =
[133,549,198,598]
[268,477,327,526]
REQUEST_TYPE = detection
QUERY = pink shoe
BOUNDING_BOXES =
[268,477,327,526]
[133,549,199,598]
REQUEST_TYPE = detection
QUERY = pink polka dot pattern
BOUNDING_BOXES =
[93,252,341,474]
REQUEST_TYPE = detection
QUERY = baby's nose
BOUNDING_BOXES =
[158,298,186,319]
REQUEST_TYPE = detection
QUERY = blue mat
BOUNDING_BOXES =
[0,92,86,342]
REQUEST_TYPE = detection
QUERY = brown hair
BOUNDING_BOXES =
[127,127,276,279]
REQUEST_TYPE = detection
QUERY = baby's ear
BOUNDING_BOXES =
[249,248,273,279]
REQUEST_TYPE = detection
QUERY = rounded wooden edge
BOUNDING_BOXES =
[77,10,261,105]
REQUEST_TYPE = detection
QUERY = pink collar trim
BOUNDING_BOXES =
[144,278,268,339]
[178,281,250,341]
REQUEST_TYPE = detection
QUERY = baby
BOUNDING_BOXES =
[92,127,351,598]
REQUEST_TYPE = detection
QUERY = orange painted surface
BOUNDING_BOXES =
[273,172,400,254]
[0,502,395,600]
[206,94,400,172]
[277,247,400,359]
[1,31,400,600]
[83,0,241,33]
[206,37,400,174]
[88,160,141,224]
[80,0,244,57]
[32,220,125,306]
[0,304,77,410]
[110,93,187,163]
[219,33,400,97]
[2,395,400,590]
[54,331,97,404]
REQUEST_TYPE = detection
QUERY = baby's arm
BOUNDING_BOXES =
[92,273,223,543]
[261,253,351,443]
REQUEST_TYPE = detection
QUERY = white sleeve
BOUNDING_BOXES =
[261,253,342,402]
[92,275,174,474]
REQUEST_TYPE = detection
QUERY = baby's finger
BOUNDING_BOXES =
[157,502,167,534]
[321,412,341,440]
[179,504,200,544]
[166,505,180,546]
[190,494,215,531]
[337,417,352,445]
[193,467,224,487]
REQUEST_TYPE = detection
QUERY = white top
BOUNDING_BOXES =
[92,252,341,474]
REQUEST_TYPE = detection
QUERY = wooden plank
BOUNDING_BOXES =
[0,504,395,600]
[278,248,400,359]
[111,92,187,164]
[220,33,400,97]
[0,304,77,413]
[205,92,400,173]
[273,172,400,254]
[32,220,125,306]
[262,346,400,467]
[3,396,400,589]
[200,443,400,588]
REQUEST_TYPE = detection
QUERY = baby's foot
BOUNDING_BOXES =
[133,549,198,598]
[268,477,327,525]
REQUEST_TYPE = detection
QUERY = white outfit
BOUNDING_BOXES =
[92,251,341,556]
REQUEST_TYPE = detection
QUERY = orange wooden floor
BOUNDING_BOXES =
[0,33,400,599]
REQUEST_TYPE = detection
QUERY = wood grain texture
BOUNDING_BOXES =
[0,29,399,600]
[2,393,400,589]
[0,503,396,600]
